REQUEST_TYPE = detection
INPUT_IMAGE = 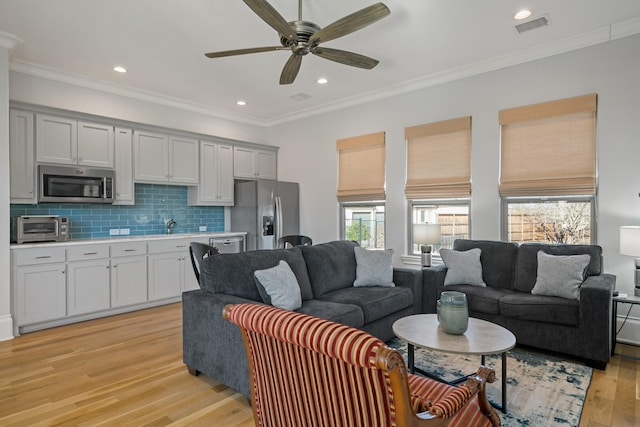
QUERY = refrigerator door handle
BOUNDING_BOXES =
[275,196,283,244]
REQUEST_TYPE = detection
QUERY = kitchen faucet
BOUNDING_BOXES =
[166,219,177,234]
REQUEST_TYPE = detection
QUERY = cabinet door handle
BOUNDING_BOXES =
[176,245,187,248]
[35,255,51,259]
[124,249,136,252]
[84,252,98,256]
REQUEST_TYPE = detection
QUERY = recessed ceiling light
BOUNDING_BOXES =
[237,100,247,106]
[113,66,127,73]
[317,77,328,85]
[514,9,533,20]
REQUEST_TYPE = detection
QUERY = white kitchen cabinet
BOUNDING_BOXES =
[13,247,67,326]
[148,238,200,298]
[114,127,135,205]
[233,146,277,180]
[9,109,37,204]
[188,140,234,206]
[36,114,114,167]
[133,130,198,185]
[66,245,110,316]
[110,242,148,308]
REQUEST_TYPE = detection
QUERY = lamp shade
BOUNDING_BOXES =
[620,226,640,257]
[413,223,441,245]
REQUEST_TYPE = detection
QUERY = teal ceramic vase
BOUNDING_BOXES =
[437,291,469,335]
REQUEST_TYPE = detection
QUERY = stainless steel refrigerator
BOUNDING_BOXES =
[231,180,300,251]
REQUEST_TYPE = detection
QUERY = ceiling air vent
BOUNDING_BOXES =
[514,15,551,34]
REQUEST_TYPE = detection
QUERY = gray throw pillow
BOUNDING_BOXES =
[531,251,590,300]
[353,246,395,287]
[440,248,486,287]
[254,260,302,310]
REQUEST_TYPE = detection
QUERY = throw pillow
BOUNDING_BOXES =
[353,246,395,287]
[440,248,486,287]
[254,260,302,310]
[531,251,590,300]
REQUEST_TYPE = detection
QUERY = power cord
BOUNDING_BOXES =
[616,303,634,335]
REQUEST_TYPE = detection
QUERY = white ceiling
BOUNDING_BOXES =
[2,0,640,126]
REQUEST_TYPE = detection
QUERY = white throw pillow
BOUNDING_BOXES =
[440,248,486,287]
[353,246,395,287]
[254,260,302,310]
[531,251,590,300]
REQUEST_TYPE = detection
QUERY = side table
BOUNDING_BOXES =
[611,294,640,356]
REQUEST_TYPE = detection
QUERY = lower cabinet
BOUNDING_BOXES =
[67,259,110,316]
[15,263,66,325]
[111,255,148,308]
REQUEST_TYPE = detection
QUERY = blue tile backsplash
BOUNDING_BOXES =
[10,184,225,240]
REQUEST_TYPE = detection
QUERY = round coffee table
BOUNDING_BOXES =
[393,314,516,413]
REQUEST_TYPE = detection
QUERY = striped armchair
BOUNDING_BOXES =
[224,304,501,427]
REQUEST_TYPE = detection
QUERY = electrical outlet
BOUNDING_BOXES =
[199,226,207,232]
[120,228,130,235]
[109,229,120,236]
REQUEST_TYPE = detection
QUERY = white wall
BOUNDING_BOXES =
[272,35,640,343]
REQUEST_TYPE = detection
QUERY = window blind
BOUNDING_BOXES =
[499,94,597,197]
[404,116,471,199]
[336,131,385,202]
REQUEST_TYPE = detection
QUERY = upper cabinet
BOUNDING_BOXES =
[114,127,135,205]
[188,140,234,206]
[36,114,114,168]
[9,109,37,204]
[233,146,277,180]
[133,130,198,185]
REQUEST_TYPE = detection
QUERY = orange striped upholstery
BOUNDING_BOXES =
[224,303,499,427]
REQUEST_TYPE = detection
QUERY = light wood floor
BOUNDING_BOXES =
[0,303,638,426]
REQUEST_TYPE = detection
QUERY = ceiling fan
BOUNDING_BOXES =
[205,0,390,85]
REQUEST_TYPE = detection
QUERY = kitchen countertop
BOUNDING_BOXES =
[10,231,247,249]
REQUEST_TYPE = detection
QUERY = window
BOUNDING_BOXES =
[337,132,386,248]
[410,201,469,255]
[499,94,597,243]
[342,203,385,249]
[503,197,594,244]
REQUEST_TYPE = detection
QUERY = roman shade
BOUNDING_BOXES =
[336,131,385,202]
[405,116,471,199]
[499,94,597,197]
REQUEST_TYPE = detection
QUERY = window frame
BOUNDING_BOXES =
[340,201,386,249]
[500,195,597,244]
[408,199,471,257]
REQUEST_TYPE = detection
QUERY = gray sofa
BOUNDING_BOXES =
[183,240,423,397]
[423,239,615,369]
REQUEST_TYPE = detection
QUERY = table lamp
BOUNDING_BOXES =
[413,223,441,267]
[620,225,640,297]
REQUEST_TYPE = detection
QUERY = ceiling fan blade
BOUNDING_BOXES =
[243,0,297,43]
[312,47,379,69]
[308,3,390,45]
[205,46,286,58]
[280,55,303,85]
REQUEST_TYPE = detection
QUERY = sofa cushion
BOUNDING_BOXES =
[440,285,516,315]
[531,251,590,300]
[452,240,519,289]
[440,248,486,287]
[301,240,359,297]
[295,299,364,328]
[254,260,302,310]
[200,246,313,301]
[354,247,395,287]
[515,243,602,293]
[499,293,580,326]
[318,286,413,324]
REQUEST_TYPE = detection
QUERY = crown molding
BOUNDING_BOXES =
[8,17,640,128]
[0,30,23,51]
[9,60,271,128]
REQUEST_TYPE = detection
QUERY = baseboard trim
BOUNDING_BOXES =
[0,314,15,341]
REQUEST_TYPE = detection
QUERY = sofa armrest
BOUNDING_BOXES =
[579,273,615,360]
[422,265,448,314]
[393,267,423,313]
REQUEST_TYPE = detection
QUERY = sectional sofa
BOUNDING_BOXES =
[182,240,423,397]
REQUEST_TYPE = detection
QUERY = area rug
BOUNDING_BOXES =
[387,337,592,427]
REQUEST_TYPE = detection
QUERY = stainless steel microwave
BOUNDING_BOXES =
[39,165,115,204]
[13,215,69,244]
